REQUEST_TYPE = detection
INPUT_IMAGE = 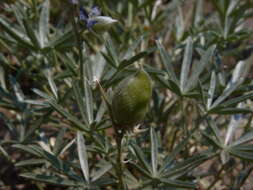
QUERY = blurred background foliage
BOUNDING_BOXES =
[1,0,253,189]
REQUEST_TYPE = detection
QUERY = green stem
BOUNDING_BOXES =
[115,128,124,190]
[70,3,85,88]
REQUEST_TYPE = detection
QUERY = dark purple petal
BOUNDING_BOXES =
[87,20,98,30]
[79,7,89,21]
[89,6,101,17]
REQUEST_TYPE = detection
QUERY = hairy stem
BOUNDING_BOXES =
[115,129,124,190]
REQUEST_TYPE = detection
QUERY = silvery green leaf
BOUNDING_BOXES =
[180,37,193,94]
[150,128,158,177]
[39,0,50,47]
[20,173,85,187]
[224,103,244,146]
[77,132,90,182]
[210,61,248,109]
[84,78,94,124]
[207,71,216,110]
[43,67,58,100]
[0,66,6,92]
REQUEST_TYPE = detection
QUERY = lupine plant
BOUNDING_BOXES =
[0,0,253,189]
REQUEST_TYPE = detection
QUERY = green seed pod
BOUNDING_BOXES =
[112,69,152,129]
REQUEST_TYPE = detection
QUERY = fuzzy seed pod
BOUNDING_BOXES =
[112,69,152,129]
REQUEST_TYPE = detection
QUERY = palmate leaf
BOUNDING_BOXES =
[209,107,252,115]
[159,125,199,174]
[144,64,164,76]
[202,131,223,149]
[162,153,209,179]
[131,128,200,187]
[91,160,112,182]
[104,38,119,67]
[13,144,42,157]
[119,51,150,70]
[156,40,178,84]
[160,178,195,189]
[57,52,78,75]
[15,159,45,167]
[72,81,89,125]
[229,144,253,152]
[155,74,181,96]
[101,51,117,68]
[90,177,115,186]
[32,88,88,132]
[130,143,152,175]
[0,17,34,50]
[124,168,141,189]
[23,19,41,49]
[53,128,66,155]
[21,169,113,187]
[14,144,82,181]
[48,99,88,132]
[24,110,53,142]
[11,3,26,31]
[225,130,253,162]
[185,45,215,92]
[218,92,253,108]
[159,141,188,174]
[129,161,152,178]
[123,34,146,60]
[206,59,252,114]
[230,131,253,147]
[205,118,223,147]
[228,148,253,162]
[210,82,239,110]
[47,28,76,51]
[20,173,85,187]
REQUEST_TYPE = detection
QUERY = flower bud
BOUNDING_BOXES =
[112,69,152,129]
[91,16,117,34]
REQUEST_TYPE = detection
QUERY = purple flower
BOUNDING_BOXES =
[79,7,98,30]
[89,6,101,17]
[79,7,89,22]
[79,6,117,33]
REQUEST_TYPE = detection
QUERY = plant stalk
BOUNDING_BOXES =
[70,3,85,89]
[115,128,124,190]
